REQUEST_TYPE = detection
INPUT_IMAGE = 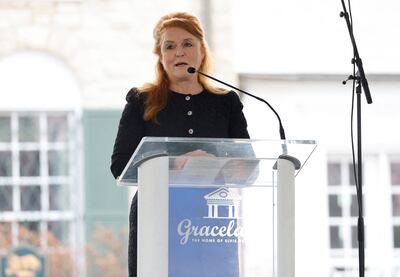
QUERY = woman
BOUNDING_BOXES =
[110,12,249,277]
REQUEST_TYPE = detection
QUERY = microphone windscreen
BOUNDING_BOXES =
[187,67,196,74]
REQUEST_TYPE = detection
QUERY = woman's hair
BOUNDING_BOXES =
[139,12,226,121]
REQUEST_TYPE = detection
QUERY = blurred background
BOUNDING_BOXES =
[0,0,399,276]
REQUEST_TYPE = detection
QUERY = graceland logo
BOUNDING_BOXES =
[175,187,244,245]
[203,187,241,219]
[177,219,244,245]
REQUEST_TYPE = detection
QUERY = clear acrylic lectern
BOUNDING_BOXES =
[117,137,316,277]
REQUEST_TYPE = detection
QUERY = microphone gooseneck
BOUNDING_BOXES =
[187,67,286,140]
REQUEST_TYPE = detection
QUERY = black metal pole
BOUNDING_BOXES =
[339,0,374,275]
[356,80,365,277]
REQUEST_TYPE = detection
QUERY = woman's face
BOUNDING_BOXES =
[160,27,204,83]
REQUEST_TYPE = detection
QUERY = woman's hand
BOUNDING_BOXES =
[174,149,215,170]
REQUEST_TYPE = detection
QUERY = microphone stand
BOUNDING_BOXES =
[193,69,286,140]
[340,0,372,105]
[340,1,373,276]
[190,67,301,168]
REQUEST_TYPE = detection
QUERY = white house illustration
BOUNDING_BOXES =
[204,187,242,219]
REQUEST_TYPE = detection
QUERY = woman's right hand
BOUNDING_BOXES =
[174,149,215,170]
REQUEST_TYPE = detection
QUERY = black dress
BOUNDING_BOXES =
[110,88,250,277]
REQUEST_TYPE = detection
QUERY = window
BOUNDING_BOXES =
[0,112,79,274]
[327,158,363,274]
[327,160,361,251]
[391,161,400,249]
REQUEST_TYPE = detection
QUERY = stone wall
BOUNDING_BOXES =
[0,0,235,109]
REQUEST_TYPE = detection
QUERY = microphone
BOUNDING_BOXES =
[187,67,286,140]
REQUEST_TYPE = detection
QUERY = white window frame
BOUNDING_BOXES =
[0,111,82,271]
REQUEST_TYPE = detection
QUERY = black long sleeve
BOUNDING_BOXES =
[110,88,145,178]
[110,88,249,179]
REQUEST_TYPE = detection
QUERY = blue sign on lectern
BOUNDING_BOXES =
[169,187,243,277]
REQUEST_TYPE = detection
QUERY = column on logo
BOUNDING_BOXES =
[208,204,213,218]
[228,205,239,218]
[207,204,219,218]
[228,205,234,218]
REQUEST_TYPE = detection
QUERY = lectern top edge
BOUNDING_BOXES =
[116,137,317,187]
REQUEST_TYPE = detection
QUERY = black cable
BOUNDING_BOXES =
[348,0,363,218]
[341,1,371,275]
[348,0,353,28]
[351,69,359,190]
[347,0,360,206]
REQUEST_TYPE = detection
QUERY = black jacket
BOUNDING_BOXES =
[110,87,250,277]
